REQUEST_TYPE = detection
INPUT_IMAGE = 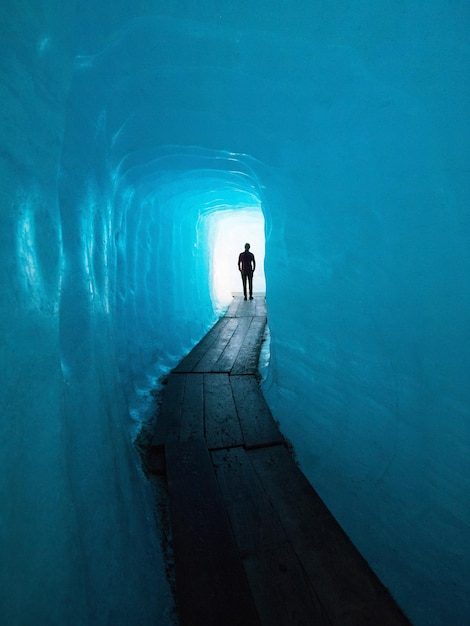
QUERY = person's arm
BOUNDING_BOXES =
[252,254,256,272]
[238,253,242,272]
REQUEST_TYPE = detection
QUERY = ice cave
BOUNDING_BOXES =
[1,2,469,624]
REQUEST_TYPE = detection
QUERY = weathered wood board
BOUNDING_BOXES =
[166,439,260,626]
[231,317,266,375]
[173,317,229,373]
[248,445,410,625]
[212,315,252,372]
[230,375,284,448]
[212,447,330,626]
[179,372,204,442]
[204,373,244,450]
[193,318,239,372]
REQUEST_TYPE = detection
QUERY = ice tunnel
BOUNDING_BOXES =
[1,2,469,625]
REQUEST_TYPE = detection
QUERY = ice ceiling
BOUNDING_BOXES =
[1,2,469,625]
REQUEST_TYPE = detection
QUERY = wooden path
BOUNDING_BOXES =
[149,296,410,626]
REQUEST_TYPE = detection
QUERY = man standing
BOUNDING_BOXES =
[238,243,256,300]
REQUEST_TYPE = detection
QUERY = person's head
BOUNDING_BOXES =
[244,243,250,250]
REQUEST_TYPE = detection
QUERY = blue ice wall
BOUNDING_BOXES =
[1,1,469,624]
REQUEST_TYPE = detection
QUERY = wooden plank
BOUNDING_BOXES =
[237,298,257,317]
[248,445,411,626]
[231,317,266,375]
[174,317,229,373]
[204,374,244,450]
[230,376,284,449]
[179,373,204,442]
[224,296,240,317]
[211,448,331,626]
[212,316,252,372]
[255,297,267,317]
[166,439,260,626]
[150,374,186,446]
[148,373,186,474]
[193,318,239,373]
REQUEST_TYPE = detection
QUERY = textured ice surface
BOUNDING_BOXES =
[1,2,469,625]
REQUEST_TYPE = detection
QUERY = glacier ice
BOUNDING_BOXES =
[1,2,469,625]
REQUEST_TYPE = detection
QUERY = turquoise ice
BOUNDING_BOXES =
[1,2,469,624]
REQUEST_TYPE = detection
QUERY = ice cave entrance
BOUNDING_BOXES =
[208,205,266,309]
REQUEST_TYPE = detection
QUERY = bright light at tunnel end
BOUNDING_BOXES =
[210,207,266,310]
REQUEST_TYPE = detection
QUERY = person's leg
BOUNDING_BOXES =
[241,272,247,299]
[248,272,253,299]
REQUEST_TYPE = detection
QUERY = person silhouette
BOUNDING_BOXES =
[238,243,256,300]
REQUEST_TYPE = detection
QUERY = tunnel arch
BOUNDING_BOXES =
[4,4,464,624]
[103,144,286,434]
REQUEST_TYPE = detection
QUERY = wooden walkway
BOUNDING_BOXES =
[149,296,410,626]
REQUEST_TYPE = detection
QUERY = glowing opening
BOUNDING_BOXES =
[209,206,265,308]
